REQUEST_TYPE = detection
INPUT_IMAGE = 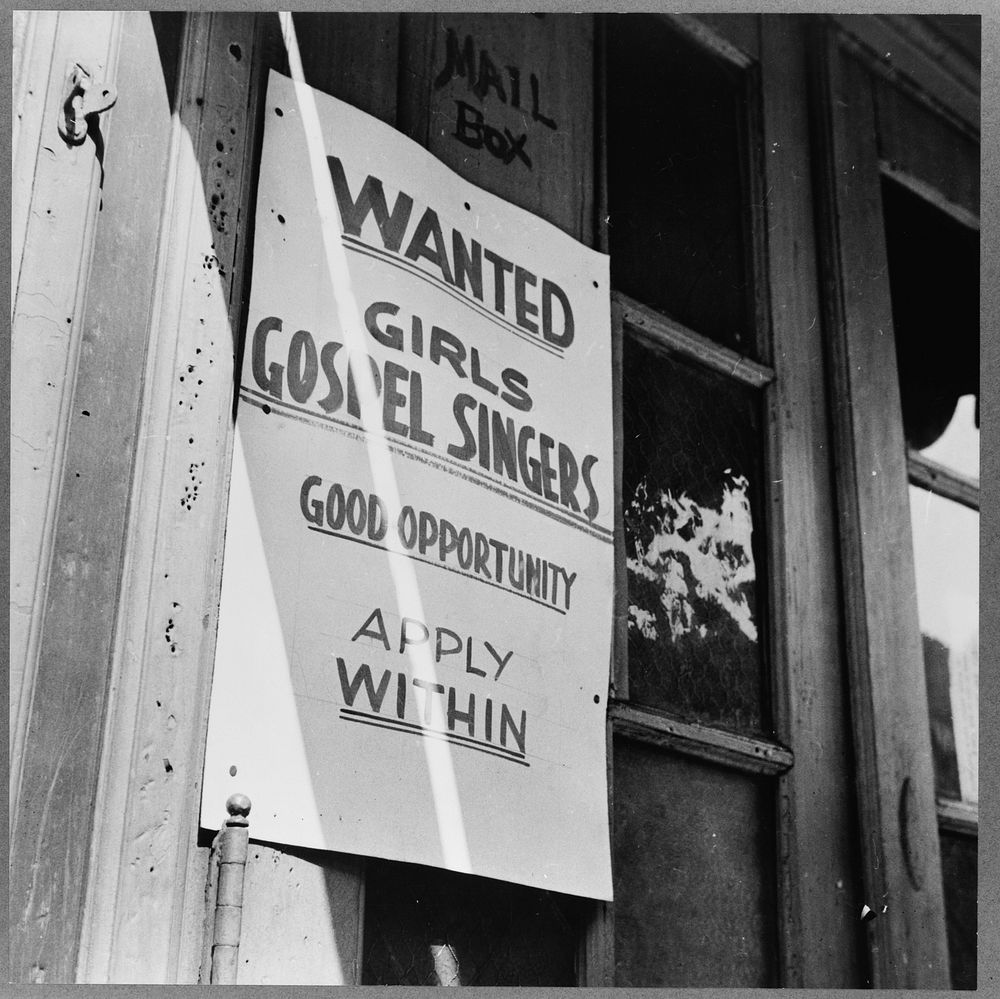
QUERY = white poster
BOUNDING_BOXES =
[201,71,614,900]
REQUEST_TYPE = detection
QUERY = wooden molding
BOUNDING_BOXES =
[9,12,129,983]
[907,449,980,510]
[10,10,116,838]
[758,15,868,986]
[610,702,793,777]
[660,13,757,70]
[833,13,979,137]
[615,291,774,389]
[936,797,978,837]
[809,22,950,987]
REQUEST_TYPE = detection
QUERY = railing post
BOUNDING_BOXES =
[210,794,251,984]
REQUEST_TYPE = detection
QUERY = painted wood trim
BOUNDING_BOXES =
[832,14,979,136]
[692,14,761,64]
[593,15,609,259]
[907,450,979,509]
[576,27,616,983]
[75,14,261,984]
[873,76,979,221]
[609,299,629,702]
[660,13,756,70]
[9,12,131,984]
[577,715,615,986]
[610,702,793,777]
[810,24,950,987]
[615,291,774,389]
[11,11,58,307]
[879,162,980,231]
[936,798,978,837]
[742,55,773,367]
[10,9,117,839]
[758,14,867,987]
[887,14,980,96]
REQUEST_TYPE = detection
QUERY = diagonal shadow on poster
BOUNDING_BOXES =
[199,67,615,901]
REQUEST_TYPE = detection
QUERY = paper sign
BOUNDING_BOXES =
[201,70,614,900]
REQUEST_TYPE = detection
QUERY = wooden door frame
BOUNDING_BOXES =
[809,17,956,988]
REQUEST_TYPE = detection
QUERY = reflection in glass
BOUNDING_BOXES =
[627,472,757,646]
[622,340,766,733]
[882,177,979,462]
[920,393,980,480]
[910,486,978,803]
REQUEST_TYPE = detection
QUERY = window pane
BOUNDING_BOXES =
[362,859,582,985]
[921,393,980,480]
[939,831,977,989]
[883,177,979,471]
[622,338,767,734]
[910,486,978,802]
[613,737,777,986]
[606,15,755,355]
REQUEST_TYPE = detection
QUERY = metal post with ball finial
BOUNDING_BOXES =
[209,793,251,984]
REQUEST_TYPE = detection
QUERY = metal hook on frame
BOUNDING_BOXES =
[58,62,118,146]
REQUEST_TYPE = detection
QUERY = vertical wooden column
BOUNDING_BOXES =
[9,10,190,983]
[810,26,949,988]
[74,13,260,983]
[758,15,866,987]
[10,10,118,847]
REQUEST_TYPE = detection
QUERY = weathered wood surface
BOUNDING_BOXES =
[617,292,775,389]
[834,14,979,135]
[873,73,979,222]
[811,28,950,987]
[258,13,399,126]
[75,13,260,983]
[237,845,364,984]
[668,13,759,66]
[11,10,106,831]
[9,10,181,983]
[759,15,867,987]
[611,702,793,776]
[400,14,595,244]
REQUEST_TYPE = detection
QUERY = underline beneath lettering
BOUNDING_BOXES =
[238,387,614,543]
[341,235,565,360]
[307,525,567,615]
[339,708,530,767]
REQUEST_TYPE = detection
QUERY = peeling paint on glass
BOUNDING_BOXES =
[622,339,767,733]
[626,472,757,646]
